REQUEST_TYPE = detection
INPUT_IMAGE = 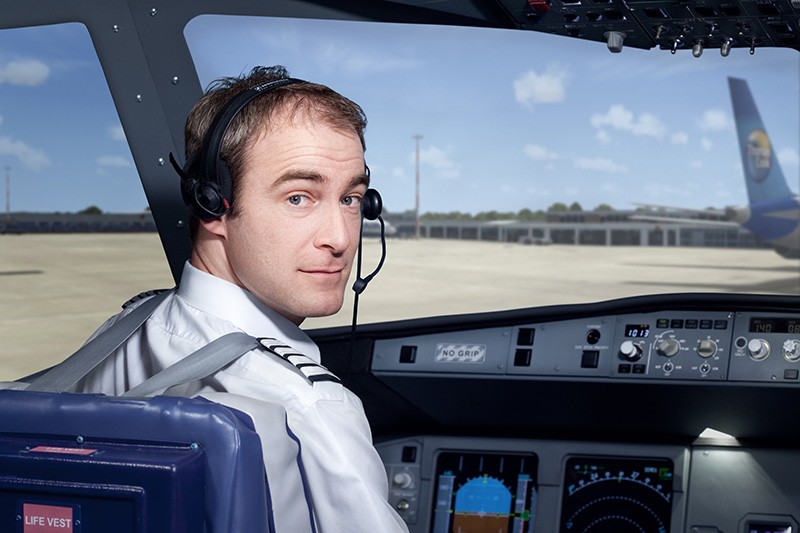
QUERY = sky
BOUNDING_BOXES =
[0,16,798,214]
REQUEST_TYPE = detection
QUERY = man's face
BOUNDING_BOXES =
[208,109,368,324]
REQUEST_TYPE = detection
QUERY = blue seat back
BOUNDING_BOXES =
[0,390,271,533]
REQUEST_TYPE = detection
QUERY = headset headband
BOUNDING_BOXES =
[200,77,305,193]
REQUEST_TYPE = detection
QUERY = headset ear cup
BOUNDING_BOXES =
[362,189,382,220]
[216,158,234,205]
[193,182,227,220]
[175,152,228,221]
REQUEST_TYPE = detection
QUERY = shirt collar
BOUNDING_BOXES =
[177,261,320,360]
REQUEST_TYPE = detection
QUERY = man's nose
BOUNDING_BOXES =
[314,202,356,252]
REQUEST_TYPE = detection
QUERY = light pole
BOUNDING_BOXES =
[412,134,422,238]
[4,166,9,226]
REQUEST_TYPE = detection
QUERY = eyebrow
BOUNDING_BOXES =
[271,170,370,190]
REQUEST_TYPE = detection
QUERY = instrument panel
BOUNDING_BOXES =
[378,435,800,533]
[335,298,800,531]
[372,310,800,385]
[316,296,800,531]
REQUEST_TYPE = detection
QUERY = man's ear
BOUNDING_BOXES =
[198,217,227,239]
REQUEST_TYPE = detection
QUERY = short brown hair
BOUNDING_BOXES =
[184,65,367,240]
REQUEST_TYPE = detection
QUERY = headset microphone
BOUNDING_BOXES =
[352,188,385,295]
[349,187,386,383]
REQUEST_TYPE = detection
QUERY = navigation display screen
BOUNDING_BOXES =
[560,455,674,533]
[431,451,538,533]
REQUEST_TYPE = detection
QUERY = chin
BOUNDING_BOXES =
[299,295,345,319]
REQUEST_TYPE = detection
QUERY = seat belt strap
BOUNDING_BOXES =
[25,289,173,392]
[123,332,262,397]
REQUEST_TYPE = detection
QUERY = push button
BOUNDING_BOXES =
[514,349,532,367]
[399,345,417,364]
[581,350,599,369]
[517,328,535,346]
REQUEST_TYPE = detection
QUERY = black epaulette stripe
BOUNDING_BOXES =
[308,374,341,384]
[265,343,291,352]
[122,288,171,309]
[256,337,341,386]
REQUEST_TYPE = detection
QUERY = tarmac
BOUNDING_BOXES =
[1,233,798,381]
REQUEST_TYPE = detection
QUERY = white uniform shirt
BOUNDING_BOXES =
[75,261,409,533]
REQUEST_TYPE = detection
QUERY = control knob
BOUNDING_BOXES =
[783,339,800,362]
[620,340,643,362]
[392,472,414,489]
[747,338,770,361]
[697,339,718,358]
[656,338,680,357]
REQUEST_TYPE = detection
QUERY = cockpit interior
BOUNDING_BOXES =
[1,1,799,532]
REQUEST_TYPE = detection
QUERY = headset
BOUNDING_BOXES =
[169,75,386,295]
[170,77,383,222]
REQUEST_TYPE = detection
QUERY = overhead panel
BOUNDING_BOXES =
[496,0,800,54]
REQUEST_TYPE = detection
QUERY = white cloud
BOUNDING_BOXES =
[0,59,49,86]
[778,147,800,168]
[591,104,666,138]
[689,160,704,168]
[523,143,559,161]
[96,155,131,168]
[419,146,460,179]
[701,137,713,151]
[697,109,732,131]
[525,186,552,197]
[315,42,420,75]
[391,166,406,178]
[595,130,611,144]
[0,136,50,170]
[574,157,628,173]
[671,131,689,145]
[599,180,620,192]
[108,125,126,142]
[643,181,701,199]
[514,66,567,109]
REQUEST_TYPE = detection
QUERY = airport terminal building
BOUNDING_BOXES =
[384,209,766,250]
[1,209,766,250]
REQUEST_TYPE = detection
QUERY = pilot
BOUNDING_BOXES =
[74,66,408,532]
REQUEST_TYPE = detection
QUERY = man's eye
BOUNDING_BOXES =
[289,195,304,205]
[343,196,361,207]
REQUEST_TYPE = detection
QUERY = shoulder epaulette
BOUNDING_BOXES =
[122,288,172,309]
[257,337,341,385]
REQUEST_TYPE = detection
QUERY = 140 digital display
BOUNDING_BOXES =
[749,317,800,334]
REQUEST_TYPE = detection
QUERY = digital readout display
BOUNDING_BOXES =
[749,317,800,334]
[748,524,793,533]
[624,324,650,338]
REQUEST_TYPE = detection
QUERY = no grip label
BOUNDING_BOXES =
[435,344,486,363]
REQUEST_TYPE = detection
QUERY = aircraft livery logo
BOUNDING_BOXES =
[745,128,772,183]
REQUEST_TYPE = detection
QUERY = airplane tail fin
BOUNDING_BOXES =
[728,77,794,205]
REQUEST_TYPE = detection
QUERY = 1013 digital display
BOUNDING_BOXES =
[624,324,650,338]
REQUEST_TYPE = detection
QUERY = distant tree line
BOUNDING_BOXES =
[418,202,616,222]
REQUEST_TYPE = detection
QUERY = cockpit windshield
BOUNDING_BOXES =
[0,14,798,380]
[183,15,799,328]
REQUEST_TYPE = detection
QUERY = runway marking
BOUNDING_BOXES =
[0,270,43,276]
